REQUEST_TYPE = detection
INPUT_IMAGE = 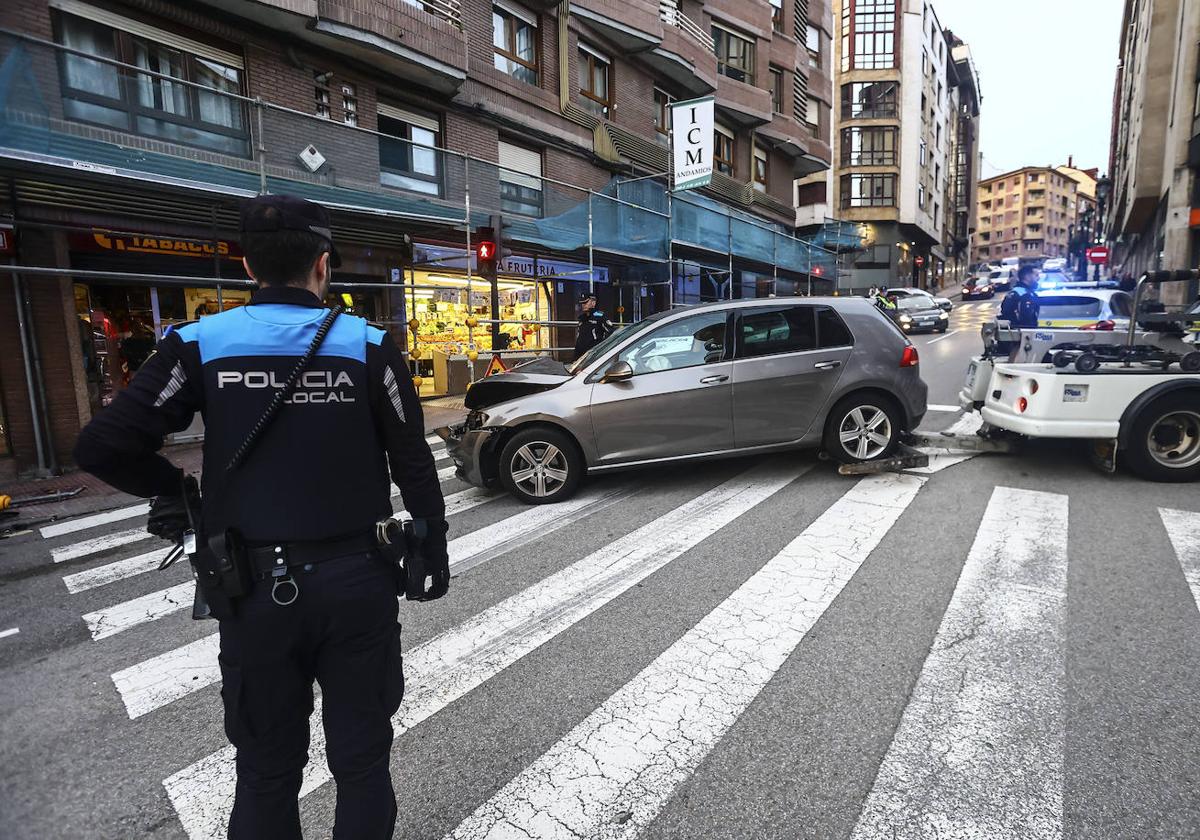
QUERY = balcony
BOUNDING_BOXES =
[758,112,828,176]
[570,0,663,53]
[642,1,718,95]
[715,73,772,126]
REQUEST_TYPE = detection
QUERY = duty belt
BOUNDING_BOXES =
[245,532,377,605]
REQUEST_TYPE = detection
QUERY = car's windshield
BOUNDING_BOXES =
[989,271,1003,279]
[565,317,656,375]
[1038,296,1104,318]
[897,297,933,310]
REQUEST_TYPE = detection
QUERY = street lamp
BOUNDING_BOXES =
[1093,174,1112,281]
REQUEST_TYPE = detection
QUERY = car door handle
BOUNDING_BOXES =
[814,361,842,371]
[700,374,729,384]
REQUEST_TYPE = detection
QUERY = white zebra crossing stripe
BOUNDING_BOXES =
[443,471,925,840]
[850,486,1068,840]
[52,526,153,564]
[1161,508,1200,613]
[83,582,194,641]
[40,503,151,539]
[62,547,170,595]
[163,461,804,839]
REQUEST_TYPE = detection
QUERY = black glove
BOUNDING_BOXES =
[147,474,201,544]
[414,518,450,601]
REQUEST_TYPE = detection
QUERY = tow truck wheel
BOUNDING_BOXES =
[1124,394,1200,483]
[1052,351,1072,369]
[1180,351,1200,373]
[499,426,584,504]
[1075,353,1100,373]
[824,395,902,465]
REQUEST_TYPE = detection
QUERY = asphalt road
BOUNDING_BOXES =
[3,296,1200,840]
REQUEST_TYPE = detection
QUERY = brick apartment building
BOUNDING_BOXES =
[0,0,833,477]
[974,166,1081,265]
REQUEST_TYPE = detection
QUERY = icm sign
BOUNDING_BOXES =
[672,95,715,191]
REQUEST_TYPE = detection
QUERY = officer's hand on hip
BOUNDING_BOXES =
[415,518,450,601]
[147,474,201,544]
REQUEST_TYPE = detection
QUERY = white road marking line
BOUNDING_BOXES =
[62,547,170,594]
[164,461,804,839]
[52,526,153,564]
[425,433,444,446]
[438,464,459,481]
[83,582,194,641]
[40,503,151,539]
[444,471,925,840]
[925,330,959,344]
[0,627,19,640]
[851,486,1069,840]
[925,404,962,413]
[1161,508,1200,614]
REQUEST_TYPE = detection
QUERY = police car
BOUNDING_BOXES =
[1036,287,1134,330]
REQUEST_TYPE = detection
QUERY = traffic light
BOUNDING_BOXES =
[477,213,514,346]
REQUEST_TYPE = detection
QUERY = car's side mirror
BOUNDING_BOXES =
[601,360,634,383]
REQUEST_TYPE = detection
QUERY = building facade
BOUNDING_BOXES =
[939,30,980,288]
[830,0,978,291]
[1057,160,1099,276]
[973,166,1080,265]
[1106,0,1200,302]
[0,0,833,476]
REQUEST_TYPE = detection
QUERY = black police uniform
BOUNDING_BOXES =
[74,257,444,835]
[1000,284,1041,327]
[573,307,615,360]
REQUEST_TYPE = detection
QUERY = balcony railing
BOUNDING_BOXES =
[402,0,463,30]
[659,0,714,51]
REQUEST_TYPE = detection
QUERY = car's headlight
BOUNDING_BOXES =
[899,314,913,323]
[465,410,490,431]
[939,311,949,320]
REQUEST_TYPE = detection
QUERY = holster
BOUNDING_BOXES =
[189,528,249,621]
[376,517,428,601]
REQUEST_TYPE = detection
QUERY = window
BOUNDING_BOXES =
[841,126,897,166]
[315,72,331,118]
[918,184,926,208]
[817,307,854,348]
[378,104,442,196]
[934,163,940,186]
[806,96,821,135]
[713,24,755,85]
[340,82,357,127]
[770,0,783,32]
[769,67,784,113]
[841,173,896,208]
[578,45,611,117]
[654,88,671,135]
[753,144,769,192]
[806,24,820,55]
[922,50,928,76]
[855,245,891,269]
[919,141,927,166]
[714,125,735,175]
[935,124,941,148]
[841,81,897,119]
[54,10,249,156]
[841,0,897,71]
[493,2,538,85]
[618,311,728,375]
[737,306,816,357]
[498,139,543,216]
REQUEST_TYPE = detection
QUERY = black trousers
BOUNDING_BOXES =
[218,550,404,840]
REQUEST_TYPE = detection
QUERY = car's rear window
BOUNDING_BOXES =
[1039,296,1104,318]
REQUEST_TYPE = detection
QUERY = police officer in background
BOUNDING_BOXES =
[74,194,448,839]
[1000,264,1042,327]
[573,292,615,360]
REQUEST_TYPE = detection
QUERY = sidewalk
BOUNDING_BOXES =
[1,398,467,535]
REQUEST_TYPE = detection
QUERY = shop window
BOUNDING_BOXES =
[499,139,543,217]
[579,45,611,118]
[54,10,249,156]
[714,126,735,176]
[493,2,539,85]
[378,104,442,196]
[769,67,784,113]
[736,306,817,359]
[341,82,358,126]
[713,24,755,85]
[840,81,897,119]
[841,173,896,208]
[753,144,769,192]
[654,88,671,136]
[841,126,896,166]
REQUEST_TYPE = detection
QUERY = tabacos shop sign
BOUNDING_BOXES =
[69,230,243,259]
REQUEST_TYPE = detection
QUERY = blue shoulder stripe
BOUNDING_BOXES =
[196,306,368,363]
[366,325,386,346]
[174,321,200,342]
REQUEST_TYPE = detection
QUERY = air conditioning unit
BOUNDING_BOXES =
[298,144,326,173]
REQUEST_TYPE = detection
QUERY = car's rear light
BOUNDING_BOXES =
[1017,397,1028,413]
[900,345,919,367]
[1080,320,1116,331]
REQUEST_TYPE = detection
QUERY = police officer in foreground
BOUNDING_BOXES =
[573,292,615,360]
[1000,264,1041,327]
[74,194,448,839]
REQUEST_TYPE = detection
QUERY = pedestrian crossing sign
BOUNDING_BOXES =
[485,353,507,377]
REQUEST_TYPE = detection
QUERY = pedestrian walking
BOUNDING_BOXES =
[573,292,615,360]
[1000,264,1041,327]
[73,194,448,840]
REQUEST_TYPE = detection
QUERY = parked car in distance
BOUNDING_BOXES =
[441,298,929,504]
[886,287,954,312]
[1042,257,1068,272]
[888,296,951,334]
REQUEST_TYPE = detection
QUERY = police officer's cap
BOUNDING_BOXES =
[579,292,597,302]
[241,194,342,268]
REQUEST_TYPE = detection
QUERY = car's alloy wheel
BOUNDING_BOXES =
[509,442,569,498]
[499,427,584,504]
[837,406,893,460]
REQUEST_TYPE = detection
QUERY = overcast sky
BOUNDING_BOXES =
[930,0,1125,179]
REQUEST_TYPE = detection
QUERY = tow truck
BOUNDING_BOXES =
[939,270,1200,482]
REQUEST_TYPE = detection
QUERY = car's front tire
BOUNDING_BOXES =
[498,426,584,504]
[823,395,903,465]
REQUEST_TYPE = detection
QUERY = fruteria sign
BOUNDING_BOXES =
[672,95,715,191]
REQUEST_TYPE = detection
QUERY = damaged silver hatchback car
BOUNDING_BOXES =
[439,297,928,504]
